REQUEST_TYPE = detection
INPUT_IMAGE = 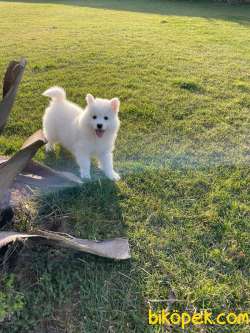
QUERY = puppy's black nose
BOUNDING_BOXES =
[97,124,103,129]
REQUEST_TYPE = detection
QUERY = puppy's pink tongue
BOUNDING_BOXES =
[95,129,105,138]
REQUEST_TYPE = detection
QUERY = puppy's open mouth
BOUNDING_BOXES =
[95,129,105,138]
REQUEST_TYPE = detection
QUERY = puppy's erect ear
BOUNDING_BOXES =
[111,98,120,112]
[86,94,95,105]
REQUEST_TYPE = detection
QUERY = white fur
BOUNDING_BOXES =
[42,87,121,181]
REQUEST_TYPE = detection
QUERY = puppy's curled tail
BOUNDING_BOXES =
[42,86,66,102]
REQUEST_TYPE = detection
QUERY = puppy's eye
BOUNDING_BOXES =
[92,115,97,119]
[104,116,108,120]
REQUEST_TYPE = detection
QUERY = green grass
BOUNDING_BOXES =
[0,0,250,332]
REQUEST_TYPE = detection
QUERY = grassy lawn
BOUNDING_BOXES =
[0,0,250,332]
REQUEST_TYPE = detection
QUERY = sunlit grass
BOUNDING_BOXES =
[0,1,249,332]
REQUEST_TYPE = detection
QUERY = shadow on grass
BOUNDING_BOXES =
[1,164,249,331]
[1,0,250,25]
[42,146,79,175]
[1,180,147,332]
[36,179,126,238]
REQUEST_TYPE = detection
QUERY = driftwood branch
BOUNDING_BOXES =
[0,230,130,260]
[0,59,26,133]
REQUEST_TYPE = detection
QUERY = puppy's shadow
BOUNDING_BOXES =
[38,147,126,239]
[43,145,107,180]
[36,178,126,239]
[43,145,79,174]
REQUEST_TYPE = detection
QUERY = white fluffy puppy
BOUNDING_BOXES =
[42,87,121,181]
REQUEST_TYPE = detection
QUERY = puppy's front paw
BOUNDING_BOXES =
[108,171,121,181]
[80,170,91,180]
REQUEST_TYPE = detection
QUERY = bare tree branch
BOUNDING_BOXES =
[0,230,130,260]
[0,58,26,133]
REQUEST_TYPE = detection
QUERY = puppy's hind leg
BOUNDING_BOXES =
[44,132,56,152]
[43,126,56,152]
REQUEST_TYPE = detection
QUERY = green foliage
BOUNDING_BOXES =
[0,275,24,323]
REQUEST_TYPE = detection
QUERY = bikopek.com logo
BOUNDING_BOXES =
[148,309,249,329]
